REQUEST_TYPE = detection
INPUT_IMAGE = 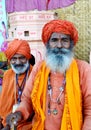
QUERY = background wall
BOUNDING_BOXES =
[55,0,91,62]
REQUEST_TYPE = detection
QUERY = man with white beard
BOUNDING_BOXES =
[4,20,91,130]
[45,33,74,74]
[0,39,33,130]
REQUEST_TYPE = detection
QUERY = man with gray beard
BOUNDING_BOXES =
[4,20,91,130]
[0,39,34,130]
[45,35,74,74]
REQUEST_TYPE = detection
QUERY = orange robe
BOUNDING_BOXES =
[0,65,32,130]
[16,59,91,130]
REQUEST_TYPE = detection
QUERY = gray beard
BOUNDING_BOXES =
[11,61,29,74]
[45,48,74,74]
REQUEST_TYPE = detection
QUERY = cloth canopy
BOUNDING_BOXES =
[6,0,76,13]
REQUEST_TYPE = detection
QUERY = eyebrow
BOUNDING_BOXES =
[12,56,25,58]
[50,37,70,40]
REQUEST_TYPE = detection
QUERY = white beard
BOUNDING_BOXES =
[45,47,74,74]
[11,61,29,74]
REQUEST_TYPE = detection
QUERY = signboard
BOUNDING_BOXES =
[0,0,7,51]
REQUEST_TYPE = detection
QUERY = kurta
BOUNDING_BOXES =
[0,65,32,130]
[16,59,91,130]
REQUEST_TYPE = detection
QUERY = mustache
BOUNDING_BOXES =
[47,48,71,55]
[13,64,24,68]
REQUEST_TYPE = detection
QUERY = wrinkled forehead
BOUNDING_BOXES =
[50,32,71,39]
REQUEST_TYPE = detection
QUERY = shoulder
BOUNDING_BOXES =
[31,60,44,74]
[26,60,44,85]
[23,60,45,94]
[76,59,91,89]
[76,59,91,73]
[3,68,14,78]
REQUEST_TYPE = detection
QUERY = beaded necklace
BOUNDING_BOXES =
[48,73,66,115]
[16,66,29,103]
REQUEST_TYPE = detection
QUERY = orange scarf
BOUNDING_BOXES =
[31,59,82,130]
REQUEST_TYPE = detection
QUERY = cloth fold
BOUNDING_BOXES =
[61,59,82,130]
[42,19,78,45]
[5,39,31,60]
[31,61,50,130]
[6,0,76,12]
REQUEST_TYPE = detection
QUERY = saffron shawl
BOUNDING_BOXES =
[31,59,82,130]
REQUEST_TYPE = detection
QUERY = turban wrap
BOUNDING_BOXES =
[42,19,78,45]
[5,39,31,60]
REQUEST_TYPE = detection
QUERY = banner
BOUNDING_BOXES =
[0,0,8,51]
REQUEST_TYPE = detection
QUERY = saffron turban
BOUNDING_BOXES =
[42,19,78,45]
[5,39,31,60]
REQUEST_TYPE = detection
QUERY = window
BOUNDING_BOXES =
[11,32,14,37]
[24,31,29,36]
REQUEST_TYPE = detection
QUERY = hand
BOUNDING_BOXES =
[6,111,23,127]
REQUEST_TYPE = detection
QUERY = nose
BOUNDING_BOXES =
[57,40,62,48]
[15,58,21,64]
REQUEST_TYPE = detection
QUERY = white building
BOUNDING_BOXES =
[7,10,55,62]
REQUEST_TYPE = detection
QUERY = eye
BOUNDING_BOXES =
[62,38,70,42]
[50,38,58,42]
[11,57,17,61]
[19,56,25,60]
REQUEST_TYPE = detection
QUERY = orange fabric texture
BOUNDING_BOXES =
[5,39,31,60]
[31,61,50,130]
[42,19,78,45]
[31,60,82,130]
[61,59,82,130]
[0,66,32,130]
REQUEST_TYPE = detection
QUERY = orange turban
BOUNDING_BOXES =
[42,19,78,45]
[5,39,31,60]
